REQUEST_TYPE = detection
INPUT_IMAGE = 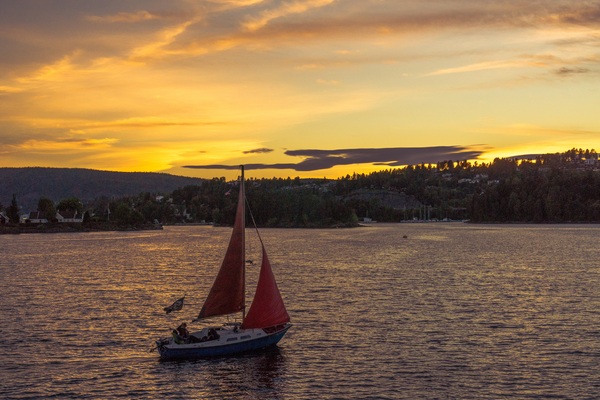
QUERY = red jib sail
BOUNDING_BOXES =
[197,186,245,320]
[242,245,290,329]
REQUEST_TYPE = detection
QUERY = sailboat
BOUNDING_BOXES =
[155,166,291,360]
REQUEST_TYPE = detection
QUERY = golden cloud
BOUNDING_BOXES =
[86,10,163,23]
[242,0,335,32]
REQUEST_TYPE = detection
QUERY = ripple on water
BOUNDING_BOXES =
[1,224,599,399]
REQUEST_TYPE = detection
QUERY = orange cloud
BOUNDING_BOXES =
[128,20,198,61]
[16,53,79,84]
[426,60,531,76]
[16,137,119,151]
[86,10,163,23]
[242,0,335,32]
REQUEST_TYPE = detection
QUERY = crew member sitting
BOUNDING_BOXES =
[175,322,201,343]
[207,328,220,341]
[177,322,189,338]
[172,329,184,344]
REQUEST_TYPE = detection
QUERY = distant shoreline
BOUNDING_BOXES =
[1,220,361,233]
[0,222,163,235]
[4,220,598,234]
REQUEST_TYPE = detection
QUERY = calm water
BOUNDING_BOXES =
[1,224,599,399]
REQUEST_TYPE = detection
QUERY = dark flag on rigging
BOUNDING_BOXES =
[164,296,185,314]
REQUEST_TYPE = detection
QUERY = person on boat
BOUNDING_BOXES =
[177,322,190,338]
[175,322,202,344]
[172,329,184,344]
[207,328,220,341]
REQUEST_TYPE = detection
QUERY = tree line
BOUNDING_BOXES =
[469,157,600,222]
[1,148,599,227]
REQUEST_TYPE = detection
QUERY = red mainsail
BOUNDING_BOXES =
[197,186,245,320]
[242,245,290,329]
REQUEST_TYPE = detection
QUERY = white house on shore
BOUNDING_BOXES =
[24,209,84,224]
[28,211,49,224]
[56,210,84,223]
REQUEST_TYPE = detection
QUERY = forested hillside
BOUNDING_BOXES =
[2,148,599,228]
[469,157,600,222]
[0,167,205,213]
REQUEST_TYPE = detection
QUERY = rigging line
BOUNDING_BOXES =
[245,196,264,248]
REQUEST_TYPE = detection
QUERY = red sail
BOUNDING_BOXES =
[242,245,290,329]
[197,187,245,320]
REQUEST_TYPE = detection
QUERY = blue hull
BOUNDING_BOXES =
[158,325,291,361]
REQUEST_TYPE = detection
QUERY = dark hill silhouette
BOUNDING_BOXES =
[0,167,205,213]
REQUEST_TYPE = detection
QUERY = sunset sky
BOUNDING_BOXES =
[1,0,599,179]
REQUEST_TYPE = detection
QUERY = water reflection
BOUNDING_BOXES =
[2,224,599,399]
[154,347,287,399]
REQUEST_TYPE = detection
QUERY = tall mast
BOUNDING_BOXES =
[241,165,246,321]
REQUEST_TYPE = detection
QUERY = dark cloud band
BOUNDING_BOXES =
[243,148,274,154]
[184,146,483,172]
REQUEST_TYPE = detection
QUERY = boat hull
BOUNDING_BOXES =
[157,324,291,361]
